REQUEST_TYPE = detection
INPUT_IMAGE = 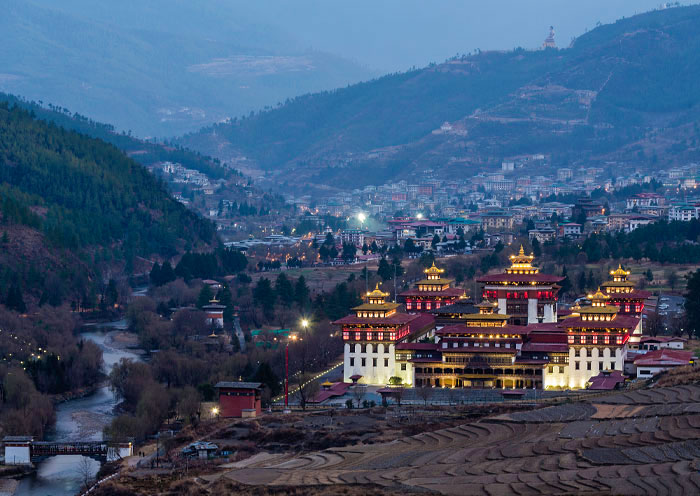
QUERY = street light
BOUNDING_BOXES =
[416,213,424,220]
[211,406,219,419]
[285,334,298,410]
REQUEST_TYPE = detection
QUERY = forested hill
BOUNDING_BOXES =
[0,92,230,180]
[179,5,700,193]
[0,103,216,301]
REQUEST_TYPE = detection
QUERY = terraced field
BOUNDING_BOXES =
[221,385,700,495]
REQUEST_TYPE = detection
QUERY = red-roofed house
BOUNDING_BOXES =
[587,370,627,390]
[634,349,696,378]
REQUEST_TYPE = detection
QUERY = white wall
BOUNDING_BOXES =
[4,445,31,465]
[344,342,396,385]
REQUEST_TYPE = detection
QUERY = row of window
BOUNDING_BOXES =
[343,328,408,341]
[568,335,624,345]
[572,347,620,357]
[348,344,391,354]
[406,300,444,310]
[442,341,516,349]
[574,361,615,371]
[349,357,391,368]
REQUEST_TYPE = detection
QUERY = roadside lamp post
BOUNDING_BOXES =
[285,334,298,410]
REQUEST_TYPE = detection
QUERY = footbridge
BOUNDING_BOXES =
[2,436,132,465]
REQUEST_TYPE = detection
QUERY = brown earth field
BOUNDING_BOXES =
[91,369,700,495]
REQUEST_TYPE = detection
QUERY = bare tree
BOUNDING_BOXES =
[78,456,94,491]
[352,384,367,408]
[417,385,433,406]
[296,372,319,411]
[666,270,679,292]
[646,308,665,337]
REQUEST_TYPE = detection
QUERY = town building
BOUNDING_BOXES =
[478,247,564,325]
[333,285,435,385]
[399,263,466,312]
[214,382,262,418]
[639,336,687,351]
[560,289,641,389]
[669,202,700,221]
[634,349,695,379]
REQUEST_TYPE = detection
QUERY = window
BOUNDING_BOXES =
[616,336,623,345]
[558,366,564,374]
[574,349,580,357]
[568,335,575,344]
[350,358,355,366]
[384,358,389,367]
[609,362,613,370]
[548,366,553,374]
[575,361,580,370]
[587,362,592,371]
[604,335,610,345]
[401,363,406,371]
[372,358,377,367]
[599,361,604,370]
[361,358,366,367]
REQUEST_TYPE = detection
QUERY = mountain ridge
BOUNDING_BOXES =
[178,5,700,194]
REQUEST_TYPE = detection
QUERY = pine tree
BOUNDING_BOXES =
[197,284,213,308]
[6,283,26,313]
[149,262,162,286]
[294,275,310,309]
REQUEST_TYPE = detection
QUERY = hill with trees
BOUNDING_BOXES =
[0,102,216,306]
[179,5,700,193]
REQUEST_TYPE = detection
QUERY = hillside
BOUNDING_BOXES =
[0,0,374,137]
[179,5,700,193]
[0,103,216,304]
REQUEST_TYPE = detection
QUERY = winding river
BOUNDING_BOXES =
[14,319,143,496]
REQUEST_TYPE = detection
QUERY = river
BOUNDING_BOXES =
[14,319,143,496]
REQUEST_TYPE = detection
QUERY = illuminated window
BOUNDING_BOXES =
[378,332,383,341]
[426,302,432,310]
[355,332,361,340]
[406,302,412,310]
[616,336,623,345]
[343,331,349,340]
[592,335,598,344]
[416,302,422,310]
[568,335,575,344]
[604,335,610,344]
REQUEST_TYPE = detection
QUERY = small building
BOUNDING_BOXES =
[203,299,226,328]
[3,436,32,465]
[639,336,687,351]
[586,370,626,390]
[214,382,262,418]
[634,349,696,379]
[182,441,219,459]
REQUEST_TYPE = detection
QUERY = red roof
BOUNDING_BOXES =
[436,324,531,336]
[332,313,418,326]
[563,315,640,330]
[587,370,626,390]
[408,313,436,335]
[399,288,465,297]
[634,349,695,367]
[396,342,439,350]
[520,343,568,353]
[309,382,352,403]
[477,273,564,284]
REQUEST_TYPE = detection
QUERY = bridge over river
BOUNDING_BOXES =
[3,436,132,465]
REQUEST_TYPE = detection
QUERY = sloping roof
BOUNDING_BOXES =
[634,349,695,367]
[214,381,262,390]
[309,382,351,403]
[477,273,565,284]
[562,315,640,330]
[520,343,568,353]
[587,370,626,390]
[399,287,465,297]
[436,324,531,336]
[332,313,418,326]
[408,313,437,335]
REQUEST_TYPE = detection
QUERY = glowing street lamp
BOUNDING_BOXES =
[357,212,366,226]
[211,406,219,419]
[285,333,298,409]
[416,213,424,220]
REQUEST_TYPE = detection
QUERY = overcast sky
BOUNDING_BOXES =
[241,1,696,71]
